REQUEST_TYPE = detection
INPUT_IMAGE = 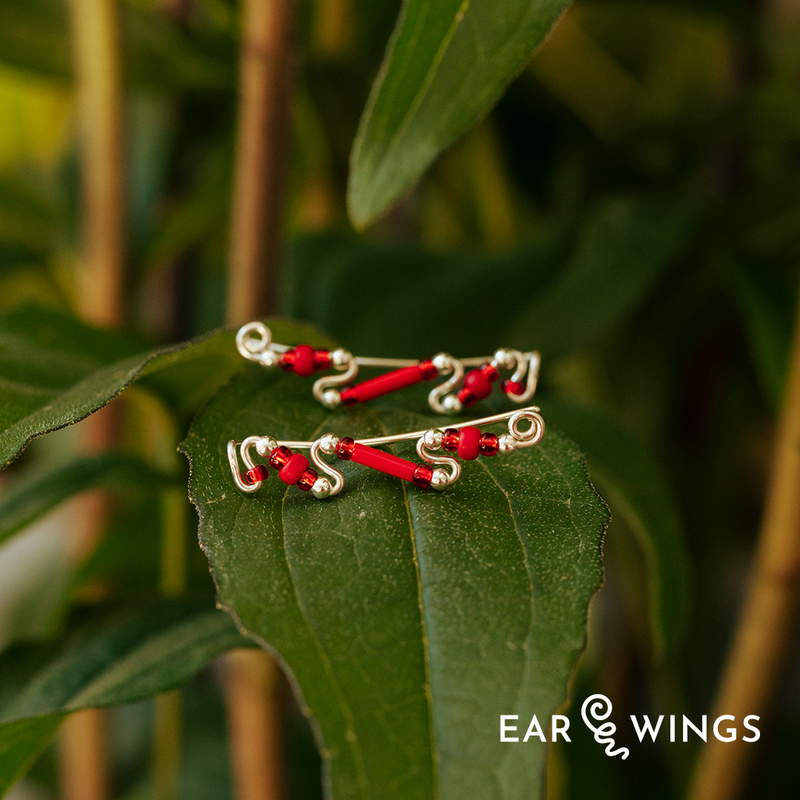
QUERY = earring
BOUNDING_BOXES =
[227,406,545,499]
[235,322,540,414]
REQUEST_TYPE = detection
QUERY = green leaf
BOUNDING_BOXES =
[182,369,608,800]
[0,305,241,467]
[0,453,174,547]
[348,0,571,228]
[504,194,704,357]
[0,599,254,796]
[542,400,690,658]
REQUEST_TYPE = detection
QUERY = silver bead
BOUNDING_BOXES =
[432,352,453,373]
[442,394,462,413]
[430,469,450,491]
[492,348,515,369]
[322,388,342,408]
[311,477,332,499]
[256,436,278,456]
[318,433,340,455]
[331,348,352,369]
[260,350,280,367]
[498,434,517,454]
[423,428,443,449]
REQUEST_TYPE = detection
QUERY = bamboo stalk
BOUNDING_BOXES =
[227,0,297,321]
[690,284,800,800]
[69,0,125,328]
[60,1,126,797]
[224,2,297,798]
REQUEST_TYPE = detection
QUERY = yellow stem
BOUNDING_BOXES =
[690,283,800,800]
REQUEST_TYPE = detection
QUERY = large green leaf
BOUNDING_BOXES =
[542,400,690,658]
[0,599,254,796]
[182,369,608,800]
[348,0,571,228]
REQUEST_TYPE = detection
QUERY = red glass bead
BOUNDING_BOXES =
[243,465,268,485]
[418,360,437,380]
[502,379,525,396]
[481,363,499,382]
[442,428,459,451]
[458,426,481,460]
[268,446,292,469]
[340,387,358,406]
[279,350,296,372]
[457,386,476,407]
[313,349,331,370]
[293,344,316,377]
[279,453,309,485]
[478,432,499,457]
[350,443,418,482]
[297,467,318,491]
[336,437,355,460]
[412,464,433,488]
[464,368,493,400]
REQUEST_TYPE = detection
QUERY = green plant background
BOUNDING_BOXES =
[0,0,799,798]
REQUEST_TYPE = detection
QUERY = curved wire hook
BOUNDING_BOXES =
[416,433,461,489]
[309,435,346,496]
[313,352,359,408]
[428,353,465,414]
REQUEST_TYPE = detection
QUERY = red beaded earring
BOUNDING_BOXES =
[227,407,545,498]
[236,322,540,414]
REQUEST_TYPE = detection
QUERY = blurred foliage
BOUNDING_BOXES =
[0,0,798,797]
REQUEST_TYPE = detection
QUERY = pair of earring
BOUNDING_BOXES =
[228,322,545,500]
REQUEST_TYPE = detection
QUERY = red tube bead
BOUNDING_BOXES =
[442,428,459,451]
[244,465,268,485]
[297,467,318,491]
[279,453,309,485]
[279,350,295,372]
[269,446,292,470]
[479,432,499,457]
[458,426,481,460]
[339,361,438,406]
[350,443,420,483]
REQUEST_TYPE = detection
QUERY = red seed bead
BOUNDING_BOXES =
[458,426,481,460]
[336,437,356,460]
[464,368,493,401]
[457,386,476,407]
[413,464,434,488]
[478,432,499,457]
[340,387,358,406]
[442,428,459,451]
[293,344,316,377]
[297,467,318,491]
[279,453,309,485]
[243,465,268,485]
[481,363,499,382]
[418,360,438,380]
[502,379,525,396]
[268,446,292,470]
[313,349,331,370]
[279,350,296,371]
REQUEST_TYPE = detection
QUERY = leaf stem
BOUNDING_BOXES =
[690,283,800,800]
[227,0,298,322]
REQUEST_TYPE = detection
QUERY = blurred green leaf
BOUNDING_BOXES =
[504,193,704,357]
[542,400,690,658]
[348,0,571,227]
[0,453,173,547]
[0,174,60,253]
[0,305,241,467]
[0,0,231,89]
[182,369,607,800]
[0,599,253,797]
